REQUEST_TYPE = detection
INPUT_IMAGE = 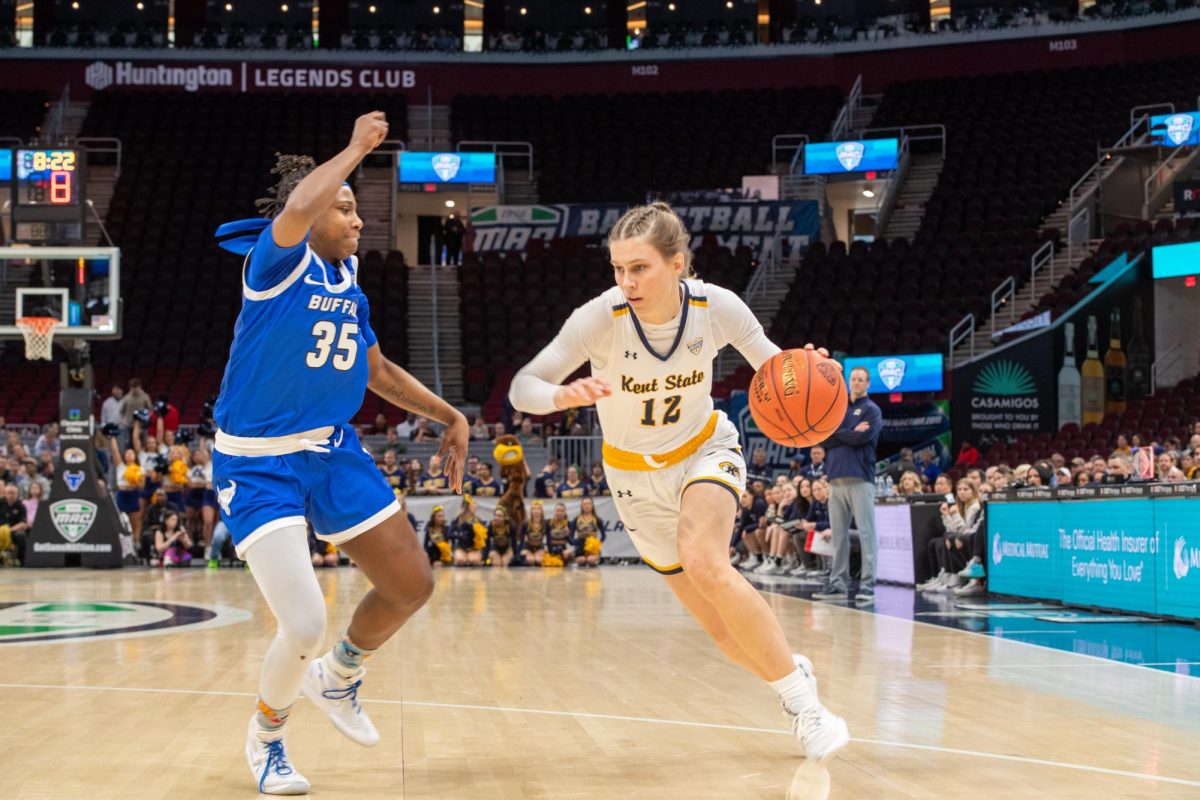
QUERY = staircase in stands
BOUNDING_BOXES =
[406,265,464,404]
[355,166,394,253]
[406,104,453,151]
[881,153,943,241]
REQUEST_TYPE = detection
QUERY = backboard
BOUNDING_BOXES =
[0,246,121,341]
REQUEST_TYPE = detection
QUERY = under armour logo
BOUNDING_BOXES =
[625,351,638,359]
[616,490,633,498]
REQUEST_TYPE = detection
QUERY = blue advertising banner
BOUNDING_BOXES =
[987,501,1060,600]
[1149,112,1200,147]
[399,151,496,184]
[0,148,11,182]
[1155,497,1200,618]
[1058,499,1158,615]
[469,201,821,262]
[843,352,944,394]
[804,138,899,175]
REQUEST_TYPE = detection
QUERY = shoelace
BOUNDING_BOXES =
[322,679,363,713]
[260,739,295,791]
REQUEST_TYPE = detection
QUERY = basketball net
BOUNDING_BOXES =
[16,317,60,361]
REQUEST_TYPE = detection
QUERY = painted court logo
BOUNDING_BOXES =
[0,601,250,645]
[51,500,98,543]
[878,358,906,391]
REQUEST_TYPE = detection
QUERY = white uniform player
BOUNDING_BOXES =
[512,278,776,572]
[510,201,849,762]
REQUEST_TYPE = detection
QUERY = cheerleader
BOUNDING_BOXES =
[451,495,486,566]
[520,500,549,565]
[164,445,190,513]
[546,502,576,565]
[588,461,611,496]
[186,445,218,557]
[486,505,516,567]
[572,496,605,567]
[110,437,146,550]
[423,505,452,567]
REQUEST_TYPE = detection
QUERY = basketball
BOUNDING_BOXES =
[749,349,848,448]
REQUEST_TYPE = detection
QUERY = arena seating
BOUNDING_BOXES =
[0,90,49,144]
[450,86,845,203]
[0,91,409,425]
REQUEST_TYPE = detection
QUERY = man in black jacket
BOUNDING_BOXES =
[813,367,883,606]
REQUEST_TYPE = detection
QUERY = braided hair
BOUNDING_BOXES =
[254,153,317,219]
[607,201,695,277]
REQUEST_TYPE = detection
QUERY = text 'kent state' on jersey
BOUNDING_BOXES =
[214,223,379,437]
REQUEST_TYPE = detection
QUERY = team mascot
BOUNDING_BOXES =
[493,435,528,533]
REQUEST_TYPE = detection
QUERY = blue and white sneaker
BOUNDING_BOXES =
[301,657,380,747]
[245,717,310,795]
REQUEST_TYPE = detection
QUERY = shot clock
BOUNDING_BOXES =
[11,148,88,244]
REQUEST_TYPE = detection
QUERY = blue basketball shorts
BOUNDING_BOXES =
[212,423,400,558]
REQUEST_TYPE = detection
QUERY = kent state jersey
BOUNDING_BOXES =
[214,225,378,437]
[594,279,717,454]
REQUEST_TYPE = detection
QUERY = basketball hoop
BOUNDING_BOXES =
[16,317,60,361]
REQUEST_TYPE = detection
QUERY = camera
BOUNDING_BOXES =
[154,399,169,416]
[133,408,151,425]
[101,422,120,438]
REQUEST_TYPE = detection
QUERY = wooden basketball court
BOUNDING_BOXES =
[2,566,1198,798]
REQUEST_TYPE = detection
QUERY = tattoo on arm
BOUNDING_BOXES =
[381,384,437,418]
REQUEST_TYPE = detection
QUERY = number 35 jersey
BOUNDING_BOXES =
[214,223,378,438]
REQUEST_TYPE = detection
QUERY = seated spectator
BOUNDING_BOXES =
[747,447,773,486]
[557,464,590,498]
[34,424,61,461]
[1,483,30,566]
[309,522,339,568]
[486,506,517,567]
[405,458,425,494]
[1181,452,1199,480]
[155,511,193,567]
[382,427,404,458]
[1166,467,1187,483]
[1106,453,1133,484]
[920,450,941,485]
[22,481,43,528]
[520,500,549,565]
[424,505,452,567]
[932,473,954,498]
[517,417,544,446]
[396,412,416,440]
[801,445,827,481]
[1074,470,1092,487]
[143,488,183,560]
[731,489,768,571]
[1114,434,1132,455]
[469,462,502,497]
[451,495,486,566]
[588,461,610,496]
[492,422,508,441]
[921,479,983,594]
[573,496,605,568]
[378,450,405,494]
[791,478,831,578]
[1156,451,1178,482]
[411,417,438,443]
[956,440,981,467]
[887,448,917,485]
[755,483,803,575]
[469,415,490,441]
[895,470,924,496]
[546,502,576,565]
[533,457,559,498]
[368,412,391,435]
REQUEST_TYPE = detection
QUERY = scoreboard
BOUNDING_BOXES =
[10,148,87,244]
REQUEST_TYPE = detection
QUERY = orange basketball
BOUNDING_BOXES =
[748,349,848,448]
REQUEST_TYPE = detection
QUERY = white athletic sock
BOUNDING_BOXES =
[771,668,818,715]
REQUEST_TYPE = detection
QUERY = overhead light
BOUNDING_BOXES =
[520,6,527,14]
[136,1,144,9]
[368,4,376,11]
[71,0,79,7]
[281,3,288,10]
[726,1,734,7]
[668,2,675,9]
[433,4,440,12]
[225,2,233,10]
[862,189,875,198]
[445,199,456,208]
[584,6,592,13]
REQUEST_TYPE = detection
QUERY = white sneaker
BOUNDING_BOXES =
[788,565,810,578]
[938,572,963,592]
[793,654,819,697]
[301,657,380,747]
[789,703,850,761]
[957,557,981,578]
[917,570,947,591]
[954,579,985,597]
[730,552,744,567]
[756,561,781,575]
[742,556,762,572]
[245,717,310,795]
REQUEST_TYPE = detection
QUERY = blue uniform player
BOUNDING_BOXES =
[212,112,469,796]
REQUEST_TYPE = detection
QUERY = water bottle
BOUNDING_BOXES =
[884,475,894,497]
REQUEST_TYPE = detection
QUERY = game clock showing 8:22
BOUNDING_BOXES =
[11,148,87,244]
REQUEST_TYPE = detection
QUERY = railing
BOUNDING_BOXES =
[1143,140,1200,219]
[948,313,975,367]
[770,134,808,173]
[743,235,781,307]
[1029,238,1056,288]
[457,140,534,180]
[546,436,603,472]
[873,133,910,237]
[45,83,70,143]
[1130,102,1173,128]
[990,276,1015,329]
[829,74,862,141]
[858,123,947,158]
[1150,342,1184,395]
[76,136,123,177]
[427,235,443,396]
